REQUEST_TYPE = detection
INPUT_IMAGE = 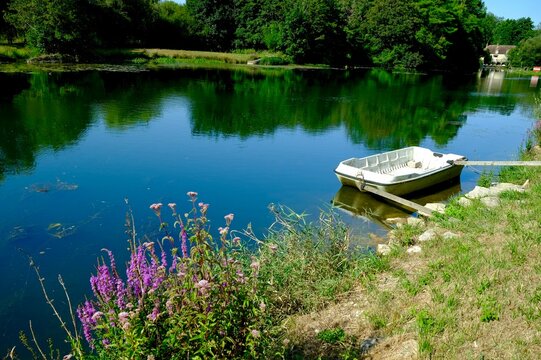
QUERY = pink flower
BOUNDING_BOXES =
[168,203,176,212]
[233,237,241,245]
[268,243,278,253]
[91,311,104,322]
[224,213,234,225]
[250,260,260,272]
[149,203,163,217]
[187,191,198,198]
[195,279,211,295]
[143,242,154,250]
[218,227,229,236]
[251,329,260,338]
[198,202,209,215]
[259,302,266,312]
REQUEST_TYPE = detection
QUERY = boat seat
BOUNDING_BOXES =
[376,162,408,174]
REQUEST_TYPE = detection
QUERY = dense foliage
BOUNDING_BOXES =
[0,0,539,70]
[508,35,541,68]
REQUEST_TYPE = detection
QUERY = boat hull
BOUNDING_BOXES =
[335,164,464,196]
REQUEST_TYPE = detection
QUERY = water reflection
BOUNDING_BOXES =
[332,180,461,229]
[1,68,539,182]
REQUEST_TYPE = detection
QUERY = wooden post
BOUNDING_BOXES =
[454,160,541,166]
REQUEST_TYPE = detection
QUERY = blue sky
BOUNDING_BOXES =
[168,0,540,27]
[484,0,541,26]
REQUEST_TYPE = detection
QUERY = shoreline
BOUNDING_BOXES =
[284,145,541,358]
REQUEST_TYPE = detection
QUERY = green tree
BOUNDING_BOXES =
[441,0,487,72]
[339,0,372,65]
[5,0,88,54]
[0,0,14,42]
[480,12,499,47]
[281,0,347,65]
[508,35,541,67]
[233,0,285,50]
[492,17,534,45]
[148,1,195,49]
[186,0,236,51]
[88,0,159,47]
[360,0,423,69]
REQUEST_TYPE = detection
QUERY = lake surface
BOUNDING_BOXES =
[0,66,539,353]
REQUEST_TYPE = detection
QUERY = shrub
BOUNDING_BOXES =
[76,192,272,359]
[258,56,291,66]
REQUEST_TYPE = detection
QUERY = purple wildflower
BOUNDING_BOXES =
[115,278,127,309]
[169,254,178,273]
[102,249,117,275]
[77,301,96,347]
[251,329,260,338]
[181,228,188,258]
[127,246,145,298]
[90,265,114,302]
[161,248,167,268]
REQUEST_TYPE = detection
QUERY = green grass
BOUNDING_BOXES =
[320,120,541,358]
[0,45,36,61]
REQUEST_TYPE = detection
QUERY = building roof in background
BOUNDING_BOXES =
[485,45,516,55]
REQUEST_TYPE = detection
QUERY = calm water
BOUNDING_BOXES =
[0,67,539,352]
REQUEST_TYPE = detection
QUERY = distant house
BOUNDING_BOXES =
[484,45,516,65]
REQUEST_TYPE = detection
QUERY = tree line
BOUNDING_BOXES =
[0,0,540,70]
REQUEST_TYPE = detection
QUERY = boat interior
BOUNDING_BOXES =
[343,147,444,176]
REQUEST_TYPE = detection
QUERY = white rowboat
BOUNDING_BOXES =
[334,146,466,196]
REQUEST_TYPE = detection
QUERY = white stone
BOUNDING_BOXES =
[442,231,458,240]
[465,186,491,199]
[481,196,500,208]
[377,244,392,256]
[386,217,406,225]
[407,217,424,227]
[425,202,446,213]
[418,229,437,242]
[491,182,525,193]
[406,245,422,254]
[458,197,473,207]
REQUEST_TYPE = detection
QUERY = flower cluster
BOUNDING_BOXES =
[76,192,270,358]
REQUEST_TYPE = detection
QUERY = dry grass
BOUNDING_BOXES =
[132,49,280,64]
[284,150,541,359]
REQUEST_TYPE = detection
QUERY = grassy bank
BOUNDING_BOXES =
[283,150,541,358]
[0,45,36,62]
[0,46,293,67]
